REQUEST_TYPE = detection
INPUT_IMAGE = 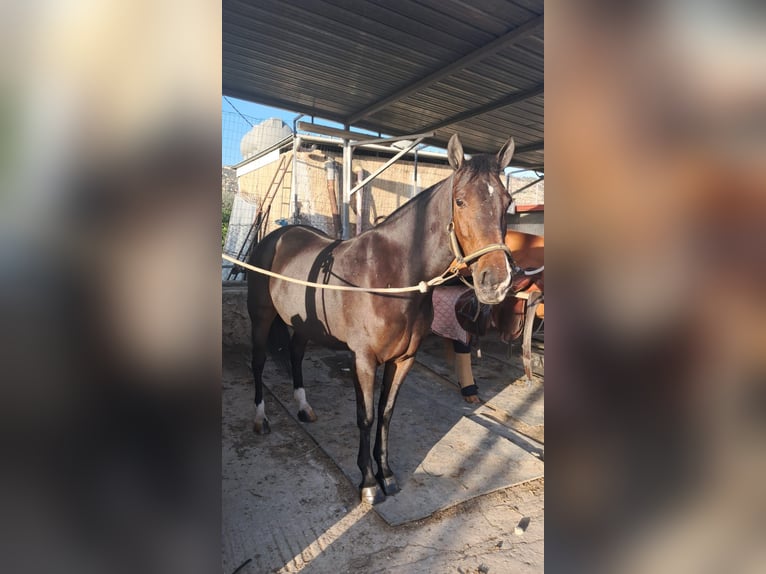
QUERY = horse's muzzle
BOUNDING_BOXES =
[475,285,510,305]
[475,266,512,304]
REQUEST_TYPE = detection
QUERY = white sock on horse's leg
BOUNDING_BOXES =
[294,388,309,410]
[294,388,317,422]
[254,401,270,433]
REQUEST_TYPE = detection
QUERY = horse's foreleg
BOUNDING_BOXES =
[354,354,385,505]
[251,308,277,434]
[373,355,416,496]
[290,332,317,422]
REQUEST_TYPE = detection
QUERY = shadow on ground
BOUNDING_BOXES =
[223,332,544,573]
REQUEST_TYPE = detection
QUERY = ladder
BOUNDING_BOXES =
[257,152,293,241]
[227,154,292,280]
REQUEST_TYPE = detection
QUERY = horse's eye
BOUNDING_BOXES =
[455,198,465,207]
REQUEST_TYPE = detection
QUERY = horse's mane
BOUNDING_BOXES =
[453,153,502,188]
[371,152,501,231]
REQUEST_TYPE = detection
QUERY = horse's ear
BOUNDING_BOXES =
[447,134,464,171]
[497,137,515,170]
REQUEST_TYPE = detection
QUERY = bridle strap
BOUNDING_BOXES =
[447,222,515,273]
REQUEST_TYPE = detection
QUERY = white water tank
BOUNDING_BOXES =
[240,118,292,160]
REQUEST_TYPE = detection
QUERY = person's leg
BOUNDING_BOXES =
[453,339,480,404]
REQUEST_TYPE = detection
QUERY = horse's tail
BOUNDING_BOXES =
[268,315,293,376]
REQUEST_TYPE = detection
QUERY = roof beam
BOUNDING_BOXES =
[419,83,544,133]
[345,13,543,125]
[222,86,349,125]
[296,121,435,145]
[296,122,376,140]
[515,140,544,153]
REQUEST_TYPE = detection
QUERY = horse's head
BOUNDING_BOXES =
[447,134,516,304]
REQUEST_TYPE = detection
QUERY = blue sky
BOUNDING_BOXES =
[222,96,379,166]
[221,96,537,177]
[221,96,448,166]
[222,96,345,130]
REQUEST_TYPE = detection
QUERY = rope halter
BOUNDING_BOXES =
[446,221,518,275]
[446,172,520,277]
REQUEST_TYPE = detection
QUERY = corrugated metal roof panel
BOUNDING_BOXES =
[223,0,544,166]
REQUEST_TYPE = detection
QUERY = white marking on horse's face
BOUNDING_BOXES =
[498,256,512,294]
[489,256,512,303]
[487,182,495,196]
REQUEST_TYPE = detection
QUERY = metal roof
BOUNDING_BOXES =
[223,0,544,169]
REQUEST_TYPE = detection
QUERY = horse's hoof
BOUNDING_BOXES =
[360,485,386,505]
[378,474,400,496]
[253,419,271,434]
[297,408,318,423]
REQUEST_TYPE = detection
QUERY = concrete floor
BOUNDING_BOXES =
[223,334,544,574]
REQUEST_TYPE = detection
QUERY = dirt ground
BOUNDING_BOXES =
[222,337,544,574]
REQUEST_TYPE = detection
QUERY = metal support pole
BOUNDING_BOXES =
[291,114,304,223]
[355,169,364,236]
[342,135,352,239]
[290,136,300,223]
[413,146,419,198]
[348,137,424,196]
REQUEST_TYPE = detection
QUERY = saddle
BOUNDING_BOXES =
[455,266,544,340]
[495,297,528,342]
[454,289,492,337]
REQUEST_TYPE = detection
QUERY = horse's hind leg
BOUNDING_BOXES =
[290,331,317,423]
[251,310,276,434]
[373,356,416,496]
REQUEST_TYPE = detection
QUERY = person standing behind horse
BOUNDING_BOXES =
[432,229,544,403]
[432,284,482,403]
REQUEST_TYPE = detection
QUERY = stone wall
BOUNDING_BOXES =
[222,283,250,351]
[508,176,544,206]
[237,149,454,238]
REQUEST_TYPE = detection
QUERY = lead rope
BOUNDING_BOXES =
[221,253,460,294]
[222,172,522,294]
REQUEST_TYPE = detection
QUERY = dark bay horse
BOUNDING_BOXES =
[247,134,516,504]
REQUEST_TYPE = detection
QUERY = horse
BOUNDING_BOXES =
[504,229,544,294]
[492,229,545,343]
[247,134,516,504]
